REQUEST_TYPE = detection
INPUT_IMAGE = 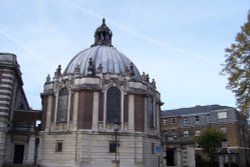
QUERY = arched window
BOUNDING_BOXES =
[106,87,121,123]
[57,88,69,123]
[147,96,154,128]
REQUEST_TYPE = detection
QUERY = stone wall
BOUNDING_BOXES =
[38,131,160,167]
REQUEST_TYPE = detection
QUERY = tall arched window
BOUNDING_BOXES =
[147,96,154,128]
[57,88,69,123]
[106,87,121,123]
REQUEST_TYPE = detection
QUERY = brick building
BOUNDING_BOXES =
[161,105,249,167]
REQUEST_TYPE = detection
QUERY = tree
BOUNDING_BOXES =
[221,10,250,118]
[196,128,226,164]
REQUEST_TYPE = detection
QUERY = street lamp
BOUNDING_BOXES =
[114,118,120,132]
[111,118,120,167]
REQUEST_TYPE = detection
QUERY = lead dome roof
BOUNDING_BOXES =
[64,19,141,81]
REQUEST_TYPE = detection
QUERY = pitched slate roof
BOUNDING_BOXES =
[161,105,234,117]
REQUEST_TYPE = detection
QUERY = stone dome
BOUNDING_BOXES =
[63,19,141,81]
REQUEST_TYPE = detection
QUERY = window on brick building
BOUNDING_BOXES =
[220,127,227,134]
[171,129,176,136]
[163,119,167,125]
[195,130,201,136]
[183,130,189,137]
[171,118,176,124]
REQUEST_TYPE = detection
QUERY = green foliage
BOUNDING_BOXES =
[196,128,226,162]
[221,10,250,117]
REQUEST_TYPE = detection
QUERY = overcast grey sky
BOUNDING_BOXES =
[0,0,249,110]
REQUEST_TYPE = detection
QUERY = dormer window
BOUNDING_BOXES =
[217,112,227,119]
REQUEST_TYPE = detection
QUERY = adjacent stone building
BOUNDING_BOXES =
[0,53,41,166]
[161,105,250,167]
[38,19,162,167]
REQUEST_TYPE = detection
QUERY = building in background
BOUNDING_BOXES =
[161,105,249,167]
[0,53,41,166]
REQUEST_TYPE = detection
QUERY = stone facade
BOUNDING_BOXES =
[38,19,162,167]
[0,53,41,166]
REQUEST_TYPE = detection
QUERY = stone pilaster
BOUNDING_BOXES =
[128,94,135,131]
[92,91,99,130]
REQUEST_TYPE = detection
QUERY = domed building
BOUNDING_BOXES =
[38,19,162,167]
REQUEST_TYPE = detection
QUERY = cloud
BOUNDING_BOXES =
[60,0,218,66]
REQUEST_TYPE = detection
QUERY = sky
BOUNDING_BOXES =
[0,0,249,110]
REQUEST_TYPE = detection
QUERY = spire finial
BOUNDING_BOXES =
[102,18,105,25]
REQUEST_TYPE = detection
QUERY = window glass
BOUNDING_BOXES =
[106,87,121,123]
[220,127,227,133]
[183,117,188,123]
[206,114,210,122]
[217,112,227,119]
[171,118,176,124]
[147,96,154,128]
[195,130,201,136]
[57,88,69,123]
[56,141,63,152]
[109,141,117,153]
[171,129,176,136]
[183,130,189,137]
[195,116,199,122]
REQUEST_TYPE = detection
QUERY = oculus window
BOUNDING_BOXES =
[217,112,227,119]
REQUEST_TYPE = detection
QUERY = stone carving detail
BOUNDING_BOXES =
[97,63,103,73]
[87,58,95,76]
[46,74,51,82]
[54,65,62,78]
[74,64,80,74]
